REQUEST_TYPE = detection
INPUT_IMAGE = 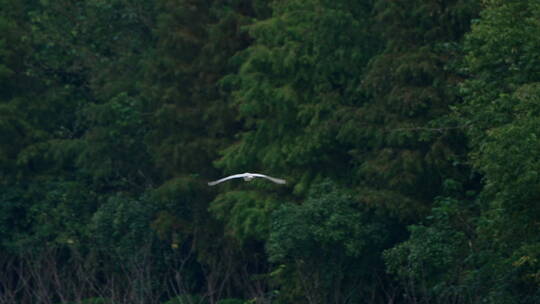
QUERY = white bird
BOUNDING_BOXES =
[208,172,286,186]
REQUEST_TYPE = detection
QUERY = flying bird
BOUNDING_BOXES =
[208,173,286,186]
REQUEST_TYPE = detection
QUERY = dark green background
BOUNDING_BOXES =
[1,0,539,303]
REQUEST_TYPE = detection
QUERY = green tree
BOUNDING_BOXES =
[455,0,540,301]
[340,0,479,218]
[384,182,479,304]
[352,1,482,303]
[386,1,540,303]
[0,1,171,302]
[213,0,377,240]
[268,181,401,304]
[210,2,380,300]
[142,1,272,302]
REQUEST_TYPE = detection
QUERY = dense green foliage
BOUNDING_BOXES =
[1,0,539,303]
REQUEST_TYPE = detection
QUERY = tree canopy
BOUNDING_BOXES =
[1,0,539,303]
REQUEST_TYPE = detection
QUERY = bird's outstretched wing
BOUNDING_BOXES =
[208,173,286,186]
[208,173,248,186]
[250,173,286,184]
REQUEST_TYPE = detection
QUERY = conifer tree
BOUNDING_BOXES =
[144,0,259,181]
[211,1,389,302]
[341,0,479,218]
[385,1,540,303]
[213,0,377,237]
[142,0,271,300]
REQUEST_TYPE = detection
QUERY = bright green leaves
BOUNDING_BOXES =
[464,0,540,82]
[463,82,540,300]
[218,0,376,190]
[268,181,391,261]
[477,84,540,199]
[460,0,540,141]
[211,3,379,273]
[212,1,480,301]
[210,190,280,241]
[460,0,540,236]
[267,181,399,303]
[379,0,540,301]
[384,194,477,303]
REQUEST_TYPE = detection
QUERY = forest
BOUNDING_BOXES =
[1,0,539,303]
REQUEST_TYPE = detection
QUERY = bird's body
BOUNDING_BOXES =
[208,172,286,186]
